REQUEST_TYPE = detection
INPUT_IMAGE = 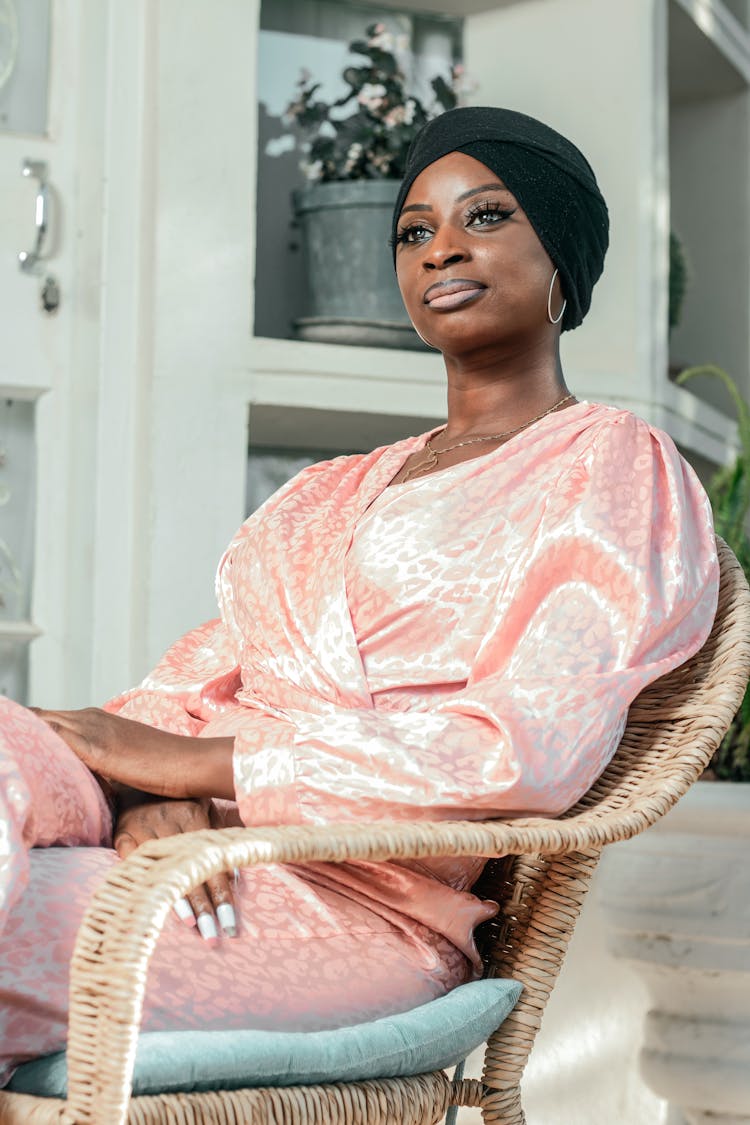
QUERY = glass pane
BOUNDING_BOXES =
[0,398,35,704]
[0,638,28,701]
[0,398,34,623]
[0,0,51,136]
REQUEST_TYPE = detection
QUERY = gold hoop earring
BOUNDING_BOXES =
[547,268,567,325]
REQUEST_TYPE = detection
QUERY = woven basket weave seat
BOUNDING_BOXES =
[0,538,748,1125]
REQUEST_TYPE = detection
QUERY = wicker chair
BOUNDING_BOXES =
[1,539,748,1125]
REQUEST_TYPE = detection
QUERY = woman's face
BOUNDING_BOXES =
[394,151,561,353]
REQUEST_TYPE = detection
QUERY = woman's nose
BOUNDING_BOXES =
[422,227,470,270]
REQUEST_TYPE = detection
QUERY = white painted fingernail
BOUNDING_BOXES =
[173,897,196,927]
[197,913,218,943]
[232,867,241,886]
[216,902,237,938]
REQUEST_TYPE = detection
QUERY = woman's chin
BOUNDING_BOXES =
[415,313,503,355]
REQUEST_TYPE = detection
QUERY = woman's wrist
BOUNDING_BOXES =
[176,737,236,801]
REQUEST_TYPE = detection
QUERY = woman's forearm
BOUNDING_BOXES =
[102,731,236,801]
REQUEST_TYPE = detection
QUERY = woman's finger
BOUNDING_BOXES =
[204,871,238,938]
[186,883,220,945]
[114,823,196,928]
[112,829,142,861]
[173,897,197,928]
[30,710,94,764]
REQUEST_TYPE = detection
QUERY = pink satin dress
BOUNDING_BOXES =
[0,402,719,1083]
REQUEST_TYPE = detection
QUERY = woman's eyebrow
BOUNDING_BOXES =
[399,181,511,217]
[399,202,432,215]
[456,181,509,202]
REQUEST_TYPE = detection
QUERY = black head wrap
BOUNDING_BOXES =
[391,106,609,332]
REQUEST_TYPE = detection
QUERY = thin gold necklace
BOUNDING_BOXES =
[402,393,576,483]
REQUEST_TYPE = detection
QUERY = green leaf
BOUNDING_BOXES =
[342,66,370,91]
[431,75,458,111]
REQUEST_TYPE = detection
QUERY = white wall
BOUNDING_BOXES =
[463,0,668,409]
[670,90,750,406]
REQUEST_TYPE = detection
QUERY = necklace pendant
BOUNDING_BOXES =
[403,443,438,483]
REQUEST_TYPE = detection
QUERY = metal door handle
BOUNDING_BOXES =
[18,159,50,273]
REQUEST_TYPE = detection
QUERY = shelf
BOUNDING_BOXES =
[247,335,449,420]
[340,0,519,13]
[0,384,48,402]
[247,339,741,467]
[0,621,42,643]
[249,335,443,383]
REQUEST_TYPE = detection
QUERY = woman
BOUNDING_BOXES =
[0,107,718,1081]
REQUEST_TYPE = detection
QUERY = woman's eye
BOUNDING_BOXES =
[395,223,432,246]
[466,203,516,227]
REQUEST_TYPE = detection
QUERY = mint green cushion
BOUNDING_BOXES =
[7,979,521,1097]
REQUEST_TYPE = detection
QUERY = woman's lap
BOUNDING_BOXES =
[0,698,470,1084]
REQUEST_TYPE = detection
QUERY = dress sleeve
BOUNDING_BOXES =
[103,618,241,736]
[232,415,719,827]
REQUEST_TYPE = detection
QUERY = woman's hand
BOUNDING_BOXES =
[29,707,166,776]
[114,796,238,942]
[28,706,235,801]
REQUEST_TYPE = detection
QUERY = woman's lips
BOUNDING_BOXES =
[423,280,487,311]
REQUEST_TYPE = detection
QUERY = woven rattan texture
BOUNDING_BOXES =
[0,540,748,1125]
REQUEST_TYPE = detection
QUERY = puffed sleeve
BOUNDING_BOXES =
[104,618,240,735]
[231,415,719,826]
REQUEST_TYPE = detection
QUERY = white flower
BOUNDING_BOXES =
[369,30,394,52]
[300,159,323,182]
[371,153,391,173]
[357,82,387,111]
[343,142,364,174]
[451,65,479,100]
[384,105,408,128]
[265,134,296,157]
[403,98,416,125]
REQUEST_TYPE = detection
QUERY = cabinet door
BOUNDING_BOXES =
[0,0,96,703]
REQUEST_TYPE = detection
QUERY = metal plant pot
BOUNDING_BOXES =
[292,179,425,350]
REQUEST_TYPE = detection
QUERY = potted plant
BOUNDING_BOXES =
[600,365,750,1124]
[281,23,470,348]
